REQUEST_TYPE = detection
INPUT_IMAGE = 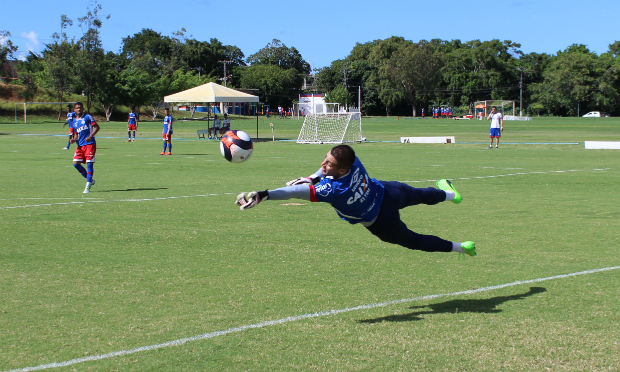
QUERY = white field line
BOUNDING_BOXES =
[5,265,620,372]
[401,169,581,183]
[0,194,234,210]
[1,169,604,211]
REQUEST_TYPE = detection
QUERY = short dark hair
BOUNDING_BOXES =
[74,102,83,108]
[330,145,355,171]
[492,106,497,109]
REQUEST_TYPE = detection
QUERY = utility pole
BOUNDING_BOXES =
[518,67,523,117]
[218,60,233,86]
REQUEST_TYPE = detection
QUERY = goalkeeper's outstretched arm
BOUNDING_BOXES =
[236,185,312,210]
[285,168,323,187]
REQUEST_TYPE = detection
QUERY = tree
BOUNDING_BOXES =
[75,1,109,112]
[441,39,522,113]
[383,40,443,116]
[0,30,18,80]
[238,64,303,107]
[16,52,46,102]
[95,52,124,121]
[43,15,77,119]
[246,39,310,74]
[325,84,353,108]
[531,44,620,116]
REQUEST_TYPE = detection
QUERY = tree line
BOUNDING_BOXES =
[1,3,619,118]
[316,37,620,117]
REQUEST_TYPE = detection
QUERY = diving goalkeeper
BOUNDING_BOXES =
[236,145,476,256]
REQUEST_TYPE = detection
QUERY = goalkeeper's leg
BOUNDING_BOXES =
[366,207,452,252]
[379,181,446,209]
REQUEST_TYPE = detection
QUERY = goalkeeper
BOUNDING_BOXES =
[236,145,476,256]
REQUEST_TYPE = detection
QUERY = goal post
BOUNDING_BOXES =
[296,112,363,144]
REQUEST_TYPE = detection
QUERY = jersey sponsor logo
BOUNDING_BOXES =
[315,183,332,197]
[75,125,89,133]
[347,175,370,205]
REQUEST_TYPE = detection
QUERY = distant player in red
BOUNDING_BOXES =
[127,107,138,142]
[70,102,100,193]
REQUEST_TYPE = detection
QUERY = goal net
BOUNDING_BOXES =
[297,113,363,144]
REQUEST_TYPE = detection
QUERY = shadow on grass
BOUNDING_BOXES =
[99,187,169,192]
[358,287,546,323]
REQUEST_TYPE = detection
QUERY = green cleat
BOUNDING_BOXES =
[436,179,462,204]
[461,241,476,256]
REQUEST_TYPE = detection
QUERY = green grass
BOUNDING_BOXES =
[1,116,620,371]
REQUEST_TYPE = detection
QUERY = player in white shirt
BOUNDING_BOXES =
[487,106,503,149]
[220,113,231,136]
[209,114,222,139]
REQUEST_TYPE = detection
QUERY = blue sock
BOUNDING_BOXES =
[167,143,171,153]
[86,162,94,183]
[74,164,87,178]
[128,131,131,140]
[66,141,71,148]
[163,142,167,152]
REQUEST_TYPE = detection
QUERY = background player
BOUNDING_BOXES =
[62,104,76,150]
[127,107,138,142]
[487,106,504,148]
[70,102,100,193]
[236,145,476,256]
[220,113,231,136]
[209,114,221,139]
[161,108,173,155]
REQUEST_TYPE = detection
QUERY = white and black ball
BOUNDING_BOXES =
[220,130,253,163]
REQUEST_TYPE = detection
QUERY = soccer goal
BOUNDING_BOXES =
[297,112,363,144]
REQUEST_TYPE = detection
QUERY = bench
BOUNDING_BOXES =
[197,129,209,139]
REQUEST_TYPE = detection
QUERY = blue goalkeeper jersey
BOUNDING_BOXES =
[71,114,97,146]
[309,157,384,224]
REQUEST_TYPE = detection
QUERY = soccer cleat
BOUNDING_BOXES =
[436,179,462,204]
[83,187,90,194]
[126,139,131,142]
[488,146,492,149]
[90,179,95,187]
[132,139,135,142]
[461,241,476,256]
[160,152,165,155]
[62,147,69,150]
[166,152,172,155]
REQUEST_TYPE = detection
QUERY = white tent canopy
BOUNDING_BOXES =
[164,82,259,103]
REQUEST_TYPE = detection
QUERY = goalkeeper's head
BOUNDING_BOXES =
[322,145,355,179]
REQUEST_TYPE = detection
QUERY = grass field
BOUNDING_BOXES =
[1,115,619,371]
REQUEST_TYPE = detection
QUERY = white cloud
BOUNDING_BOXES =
[21,30,41,53]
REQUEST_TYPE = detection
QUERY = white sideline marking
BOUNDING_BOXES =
[401,169,582,183]
[0,194,234,210]
[5,265,620,372]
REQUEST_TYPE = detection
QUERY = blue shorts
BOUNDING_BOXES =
[489,128,501,138]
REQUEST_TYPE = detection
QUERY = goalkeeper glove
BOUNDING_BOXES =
[235,190,269,210]
[285,175,320,187]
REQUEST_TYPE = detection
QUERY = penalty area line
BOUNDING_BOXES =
[5,265,620,372]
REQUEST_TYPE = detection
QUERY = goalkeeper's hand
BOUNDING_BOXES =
[285,175,320,187]
[235,190,269,210]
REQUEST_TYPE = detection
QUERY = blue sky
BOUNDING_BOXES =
[4,0,619,70]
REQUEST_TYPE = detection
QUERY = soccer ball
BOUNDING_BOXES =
[220,130,253,163]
